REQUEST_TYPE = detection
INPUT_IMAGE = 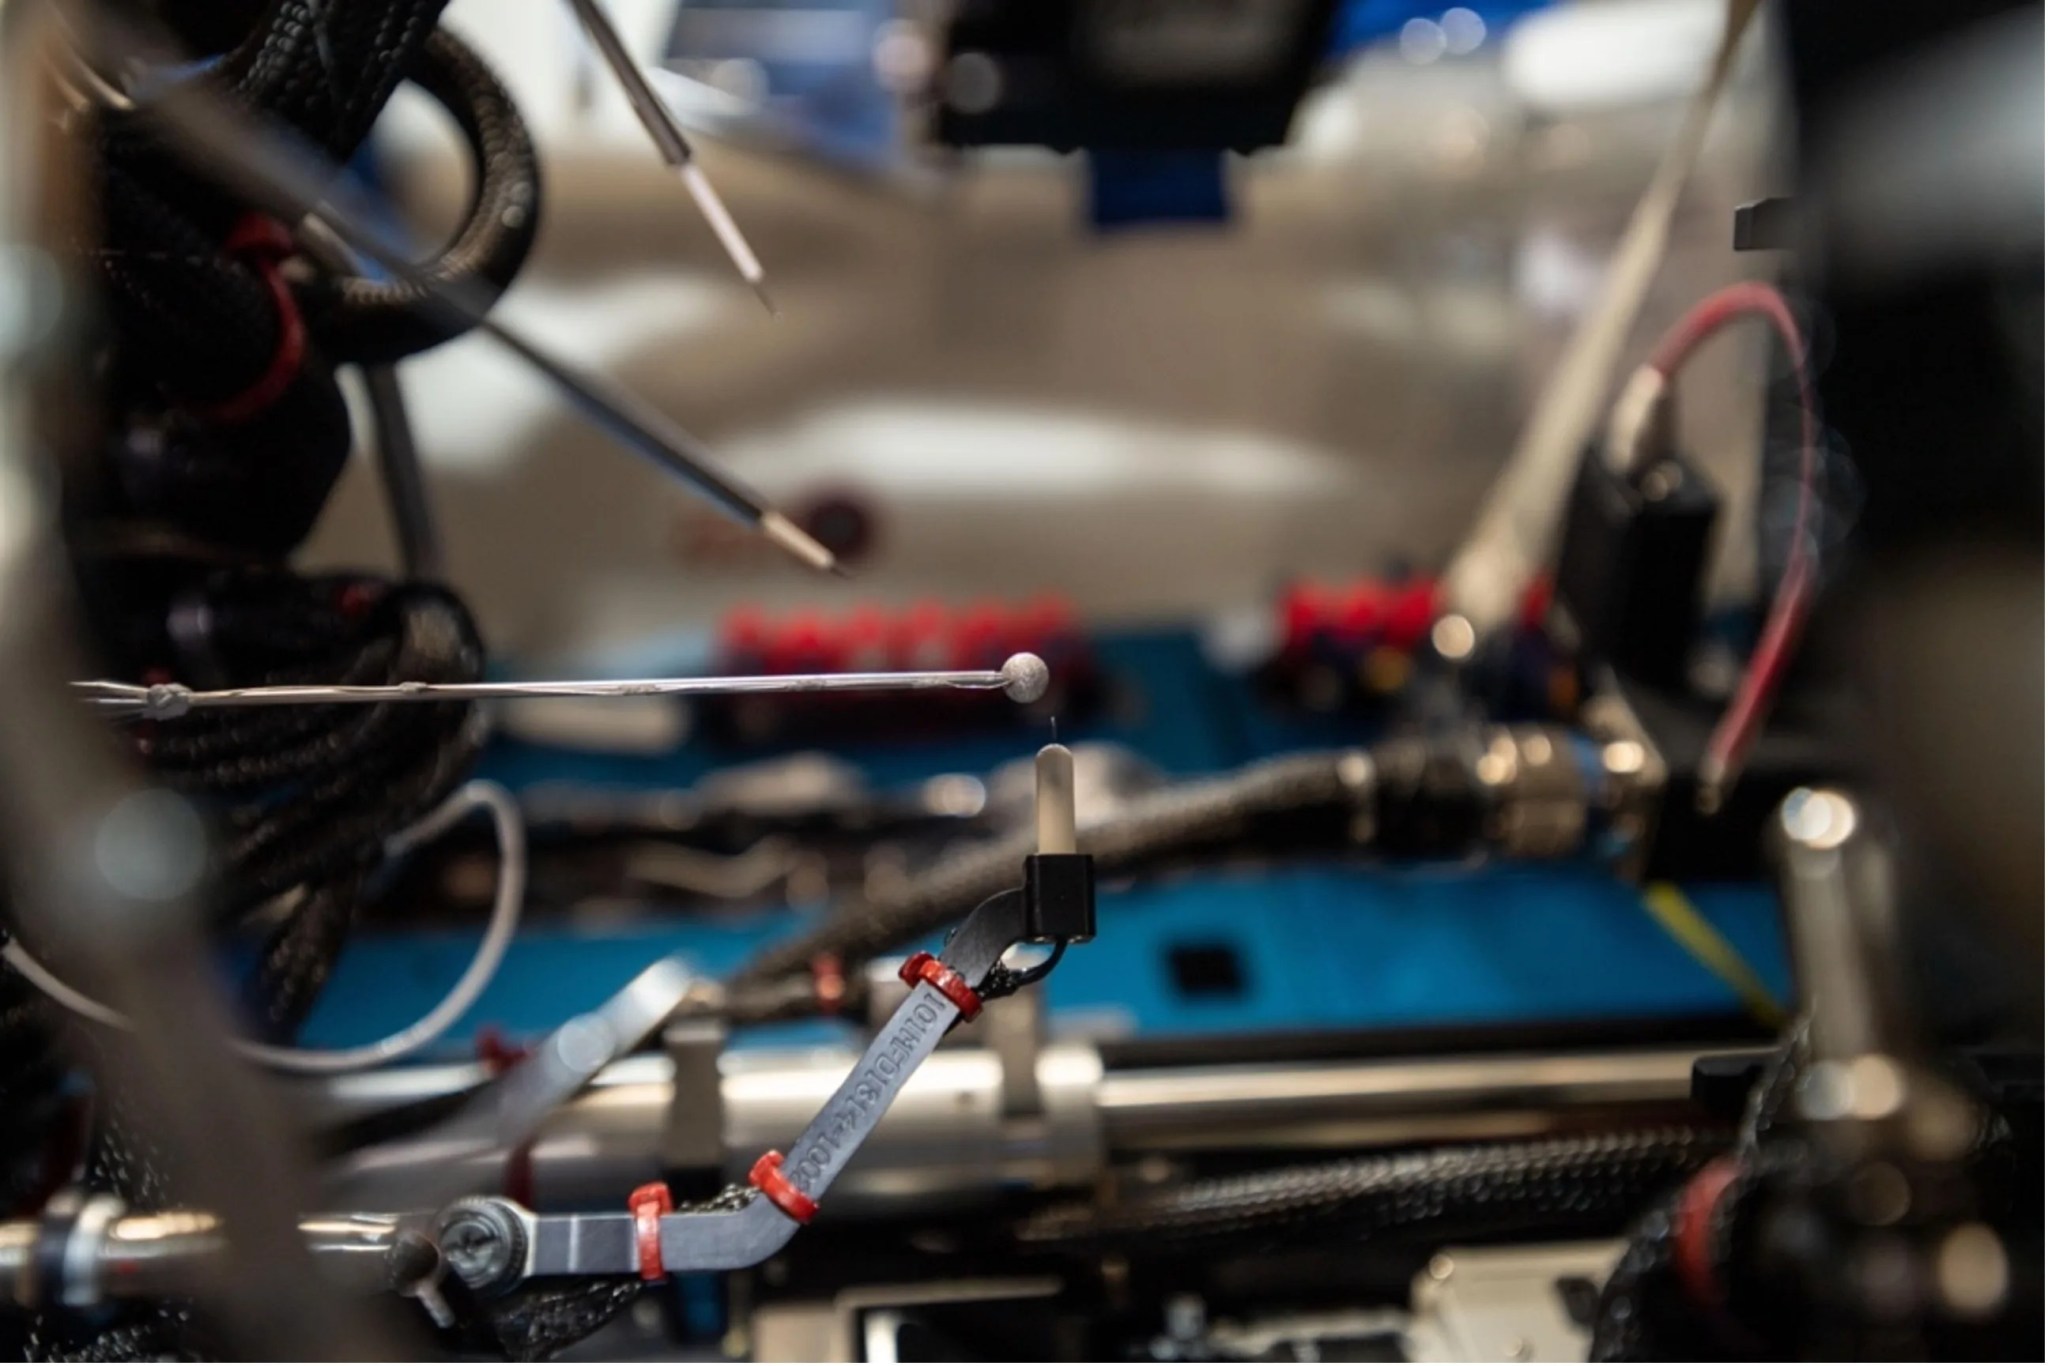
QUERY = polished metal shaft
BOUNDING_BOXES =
[75,653,1050,720]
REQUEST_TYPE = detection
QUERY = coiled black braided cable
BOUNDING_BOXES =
[8,4,504,1355]
[94,0,455,375]
[82,0,480,558]
[110,574,485,1037]
[211,0,453,170]
[298,27,542,364]
[1015,1127,1729,1250]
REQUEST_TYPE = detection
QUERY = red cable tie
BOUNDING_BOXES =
[191,214,307,427]
[1673,1157,1741,1309]
[474,1025,529,1076]
[747,1151,819,1225]
[628,1181,674,1281]
[897,951,982,1022]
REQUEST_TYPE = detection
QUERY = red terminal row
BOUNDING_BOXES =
[720,596,1084,678]
[1275,575,1553,658]
[1278,578,1441,657]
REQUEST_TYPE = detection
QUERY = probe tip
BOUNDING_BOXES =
[1001,652,1050,705]
[750,278,781,319]
[759,510,839,576]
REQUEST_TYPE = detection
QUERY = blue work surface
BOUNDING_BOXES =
[298,865,1787,1052]
[297,624,1791,1054]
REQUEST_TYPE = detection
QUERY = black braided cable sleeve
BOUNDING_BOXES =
[93,160,284,406]
[463,1281,643,1364]
[299,27,542,364]
[729,750,1371,997]
[0,957,65,1215]
[1590,1055,2034,1361]
[219,0,452,163]
[70,570,486,1038]
[0,581,486,1356]
[1013,1128,1730,1251]
[93,0,455,369]
[1586,1188,1687,1362]
[100,378,356,560]
[90,148,355,556]
[81,1,473,559]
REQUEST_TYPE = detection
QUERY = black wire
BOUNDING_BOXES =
[981,939,1066,1000]
[1016,1127,1730,1249]
[729,750,1372,994]
[363,364,443,580]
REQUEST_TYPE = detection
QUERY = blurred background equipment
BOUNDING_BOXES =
[0,0,2037,1360]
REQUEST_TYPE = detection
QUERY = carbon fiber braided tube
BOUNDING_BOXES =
[1014,1128,1729,1249]
[1587,1189,1686,1362]
[90,573,485,1037]
[298,28,541,364]
[82,1,461,561]
[95,0,456,351]
[213,0,452,168]
[0,964,62,1215]
[93,160,284,406]
[728,750,1373,999]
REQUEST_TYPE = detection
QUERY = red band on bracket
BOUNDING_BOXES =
[1674,1157,1740,1308]
[812,953,847,1015]
[897,951,982,1022]
[628,1181,674,1281]
[191,214,306,426]
[748,1151,819,1225]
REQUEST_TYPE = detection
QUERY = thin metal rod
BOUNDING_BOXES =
[562,0,775,313]
[112,22,832,574]
[74,653,1051,720]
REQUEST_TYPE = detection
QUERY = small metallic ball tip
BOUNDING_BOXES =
[1000,652,1050,704]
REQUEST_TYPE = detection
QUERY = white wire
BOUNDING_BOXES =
[1,779,527,1075]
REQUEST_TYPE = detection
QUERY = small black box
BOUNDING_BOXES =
[1023,854,1096,943]
[1552,447,1719,687]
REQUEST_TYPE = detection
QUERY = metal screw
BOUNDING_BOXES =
[436,1200,524,1293]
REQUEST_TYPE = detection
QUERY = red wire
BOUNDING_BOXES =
[1641,282,1819,807]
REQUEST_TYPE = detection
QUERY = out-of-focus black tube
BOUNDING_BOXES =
[728,750,1374,997]
[1014,1127,1728,1249]
[363,364,444,580]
